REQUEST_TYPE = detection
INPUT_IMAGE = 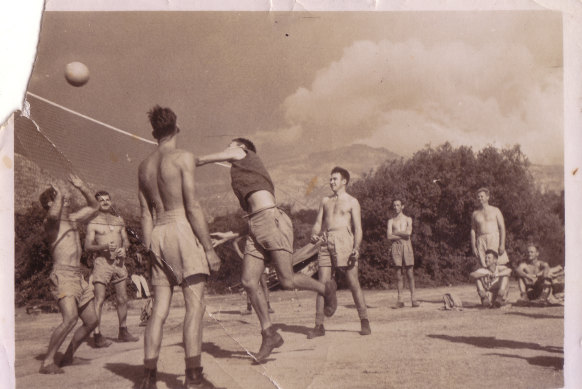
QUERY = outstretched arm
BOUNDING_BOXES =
[196,146,245,166]
[44,185,63,243]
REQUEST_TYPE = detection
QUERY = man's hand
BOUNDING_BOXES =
[210,231,239,248]
[68,174,85,188]
[310,234,322,244]
[205,249,221,272]
[115,247,126,258]
[498,245,505,255]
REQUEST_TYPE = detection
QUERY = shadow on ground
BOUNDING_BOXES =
[486,353,563,370]
[104,362,183,389]
[505,311,563,320]
[427,334,563,354]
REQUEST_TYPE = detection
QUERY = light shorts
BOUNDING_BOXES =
[50,264,94,308]
[318,227,354,268]
[244,207,293,261]
[150,209,209,287]
[476,233,509,265]
[391,239,414,267]
[92,256,128,285]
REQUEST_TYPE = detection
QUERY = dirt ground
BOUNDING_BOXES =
[15,282,564,389]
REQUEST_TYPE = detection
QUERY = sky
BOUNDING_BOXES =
[25,10,563,166]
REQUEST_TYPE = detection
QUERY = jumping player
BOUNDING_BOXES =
[137,105,221,388]
[387,199,418,308]
[85,191,138,347]
[308,167,370,338]
[39,175,100,374]
[196,138,337,362]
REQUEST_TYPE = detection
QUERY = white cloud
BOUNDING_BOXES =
[268,38,563,164]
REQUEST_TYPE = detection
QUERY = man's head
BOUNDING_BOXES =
[526,244,539,262]
[476,187,490,206]
[330,166,350,193]
[39,187,57,211]
[393,198,404,214]
[484,249,499,270]
[230,138,256,153]
[95,190,112,212]
[148,105,179,141]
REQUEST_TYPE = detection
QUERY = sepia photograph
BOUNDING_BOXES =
[4,1,582,388]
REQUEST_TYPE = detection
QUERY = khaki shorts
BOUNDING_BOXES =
[318,227,354,268]
[476,233,509,265]
[150,209,209,287]
[92,256,128,285]
[391,239,414,267]
[50,264,94,308]
[244,207,293,261]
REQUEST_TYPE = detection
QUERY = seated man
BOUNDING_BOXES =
[514,244,563,303]
[469,249,511,308]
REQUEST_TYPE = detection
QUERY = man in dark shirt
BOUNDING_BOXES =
[197,138,338,362]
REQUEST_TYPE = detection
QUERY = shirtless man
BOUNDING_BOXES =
[85,191,137,347]
[137,105,221,389]
[39,175,99,374]
[470,249,511,308]
[514,244,563,303]
[308,167,370,338]
[387,199,418,308]
[470,187,509,268]
[197,138,337,362]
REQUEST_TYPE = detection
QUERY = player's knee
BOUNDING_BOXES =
[116,293,128,306]
[63,315,79,329]
[241,277,259,291]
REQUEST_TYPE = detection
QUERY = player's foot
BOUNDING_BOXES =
[118,327,139,342]
[411,300,420,308]
[267,303,275,314]
[393,301,405,309]
[94,333,112,348]
[323,279,338,317]
[59,349,74,367]
[517,292,529,304]
[253,326,284,362]
[480,296,492,308]
[39,363,64,374]
[307,324,325,339]
[184,367,215,388]
[360,319,371,336]
[138,368,157,389]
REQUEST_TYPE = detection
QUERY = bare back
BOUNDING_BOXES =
[138,148,193,215]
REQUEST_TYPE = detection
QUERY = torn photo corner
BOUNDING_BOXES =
[3,1,582,388]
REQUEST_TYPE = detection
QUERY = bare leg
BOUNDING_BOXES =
[114,280,129,328]
[406,266,417,305]
[60,300,98,366]
[182,281,206,358]
[271,250,325,294]
[144,285,173,360]
[241,255,269,330]
[260,273,270,304]
[93,282,107,334]
[41,297,78,371]
[345,266,368,319]
[315,267,332,325]
[396,267,404,304]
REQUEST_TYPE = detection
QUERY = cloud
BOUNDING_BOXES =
[265,38,562,164]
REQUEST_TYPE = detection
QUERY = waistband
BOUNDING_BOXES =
[242,204,279,219]
[477,232,498,237]
[326,226,351,233]
[52,264,82,274]
[155,209,187,225]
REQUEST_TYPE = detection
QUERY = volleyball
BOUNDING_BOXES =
[64,61,90,87]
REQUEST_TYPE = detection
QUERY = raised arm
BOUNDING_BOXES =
[181,154,221,271]
[310,199,325,243]
[68,175,99,223]
[351,198,363,256]
[496,208,506,255]
[195,146,245,166]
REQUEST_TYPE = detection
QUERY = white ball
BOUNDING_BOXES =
[64,62,90,87]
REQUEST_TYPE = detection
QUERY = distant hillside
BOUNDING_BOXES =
[529,164,563,194]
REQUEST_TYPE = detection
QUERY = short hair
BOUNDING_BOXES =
[527,243,539,251]
[484,249,498,258]
[39,187,57,210]
[476,187,490,196]
[232,138,256,153]
[95,190,110,200]
[331,166,350,185]
[393,198,404,206]
[148,105,178,140]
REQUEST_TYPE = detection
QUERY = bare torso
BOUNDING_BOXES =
[246,190,277,213]
[139,148,191,215]
[472,206,500,236]
[88,213,126,252]
[390,214,411,237]
[321,193,355,231]
[47,213,82,267]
